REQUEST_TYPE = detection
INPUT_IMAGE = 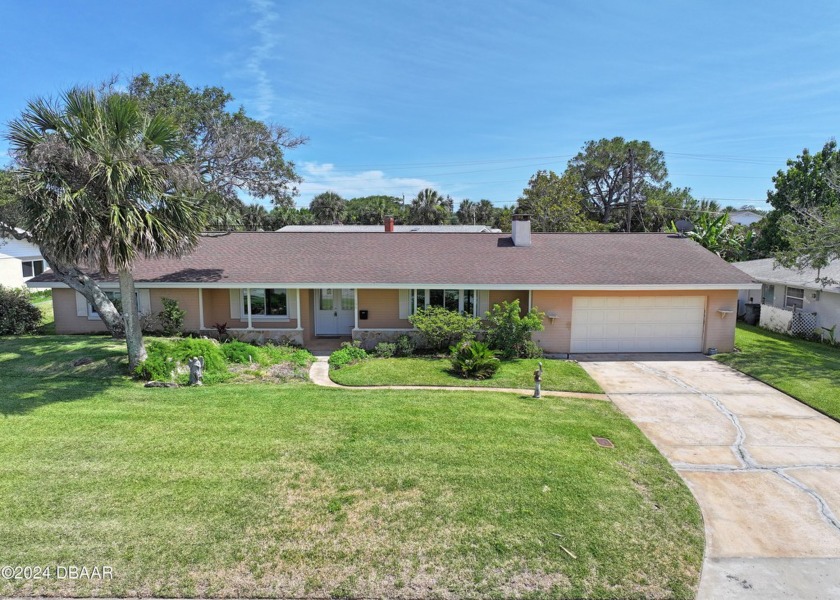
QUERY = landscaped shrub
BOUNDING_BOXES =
[521,339,544,359]
[409,306,480,352]
[329,342,368,369]
[158,297,186,336]
[221,340,257,364]
[373,342,397,358]
[134,338,228,383]
[0,285,42,335]
[484,300,545,359]
[394,334,416,357]
[258,343,314,367]
[450,340,500,379]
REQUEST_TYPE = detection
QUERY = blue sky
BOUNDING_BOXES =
[2,1,838,209]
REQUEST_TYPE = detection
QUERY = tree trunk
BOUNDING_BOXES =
[38,248,125,337]
[119,269,147,372]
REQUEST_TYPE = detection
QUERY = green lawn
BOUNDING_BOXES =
[715,323,840,421]
[331,356,604,394]
[31,291,55,334]
[0,335,702,598]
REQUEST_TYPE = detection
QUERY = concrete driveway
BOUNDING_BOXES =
[578,355,840,599]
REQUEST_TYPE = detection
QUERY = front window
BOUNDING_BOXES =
[785,287,804,310]
[89,291,122,318]
[21,260,45,278]
[244,288,287,317]
[410,289,477,316]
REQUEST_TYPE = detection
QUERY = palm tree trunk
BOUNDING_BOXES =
[118,269,147,371]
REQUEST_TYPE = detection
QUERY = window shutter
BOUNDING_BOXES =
[478,290,490,316]
[286,288,297,319]
[230,289,241,319]
[398,289,410,320]
[137,289,151,315]
[75,291,88,317]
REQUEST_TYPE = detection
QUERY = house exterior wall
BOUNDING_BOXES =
[488,290,529,312]
[531,289,739,353]
[201,288,300,330]
[357,288,407,329]
[150,289,201,331]
[0,258,24,288]
[52,288,109,334]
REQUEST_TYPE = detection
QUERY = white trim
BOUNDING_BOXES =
[353,328,416,332]
[198,288,205,330]
[528,289,532,311]
[354,288,359,329]
[246,288,253,329]
[26,281,761,291]
[200,327,304,333]
[296,288,301,324]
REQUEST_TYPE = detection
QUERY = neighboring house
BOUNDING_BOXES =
[0,231,48,288]
[29,218,757,354]
[734,258,840,335]
[726,210,764,227]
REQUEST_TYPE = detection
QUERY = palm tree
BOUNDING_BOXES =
[309,191,346,224]
[241,203,269,230]
[8,88,202,369]
[409,188,449,225]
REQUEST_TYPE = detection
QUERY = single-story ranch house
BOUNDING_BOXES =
[29,218,758,354]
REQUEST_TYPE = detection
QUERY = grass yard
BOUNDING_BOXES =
[31,291,55,334]
[715,323,840,421]
[331,356,603,394]
[0,335,702,598]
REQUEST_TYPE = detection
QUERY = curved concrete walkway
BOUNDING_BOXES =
[308,357,609,400]
[578,355,840,600]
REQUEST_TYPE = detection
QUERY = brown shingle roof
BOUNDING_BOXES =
[30,232,756,288]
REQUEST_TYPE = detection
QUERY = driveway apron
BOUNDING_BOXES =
[579,355,840,599]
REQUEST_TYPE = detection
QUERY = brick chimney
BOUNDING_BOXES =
[511,214,531,247]
[384,216,395,233]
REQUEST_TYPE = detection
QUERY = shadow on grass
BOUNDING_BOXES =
[0,375,119,416]
[0,335,128,416]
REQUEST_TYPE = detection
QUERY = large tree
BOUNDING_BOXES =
[567,137,667,225]
[345,195,404,224]
[129,74,305,215]
[309,191,346,224]
[6,88,203,369]
[409,188,451,225]
[516,170,603,232]
[754,140,840,257]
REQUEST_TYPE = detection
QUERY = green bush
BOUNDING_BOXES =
[329,343,368,369]
[0,285,42,335]
[134,338,228,383]
[521,339,544,359]
[373,342,397,358]
[450,340,500,379]
[394,334,416,357]
[409,306,480,352]
[221,340,257,364]
[259,343,314,367]
[158,297,186,336]
[484,300,545,359]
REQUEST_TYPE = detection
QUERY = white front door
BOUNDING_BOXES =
[570,296,706,353]
[315,288,355,335]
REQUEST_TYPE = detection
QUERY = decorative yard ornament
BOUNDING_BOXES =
[533,361,543,399]
[188,356,205,386]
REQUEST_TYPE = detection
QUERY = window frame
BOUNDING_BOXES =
[409,288,477,316]
[241,288,289,320]
[21,259,45,279]
[785,286,805,310]
[88,290,123,320]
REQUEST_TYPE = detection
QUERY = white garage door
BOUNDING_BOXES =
[571,296,706,353]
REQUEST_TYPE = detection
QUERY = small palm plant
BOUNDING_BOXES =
[450,340,500,380]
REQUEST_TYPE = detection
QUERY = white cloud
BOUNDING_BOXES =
[297,162,438,204]
[245,0,280,120]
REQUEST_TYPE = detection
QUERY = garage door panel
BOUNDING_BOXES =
[571,296,705,353]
